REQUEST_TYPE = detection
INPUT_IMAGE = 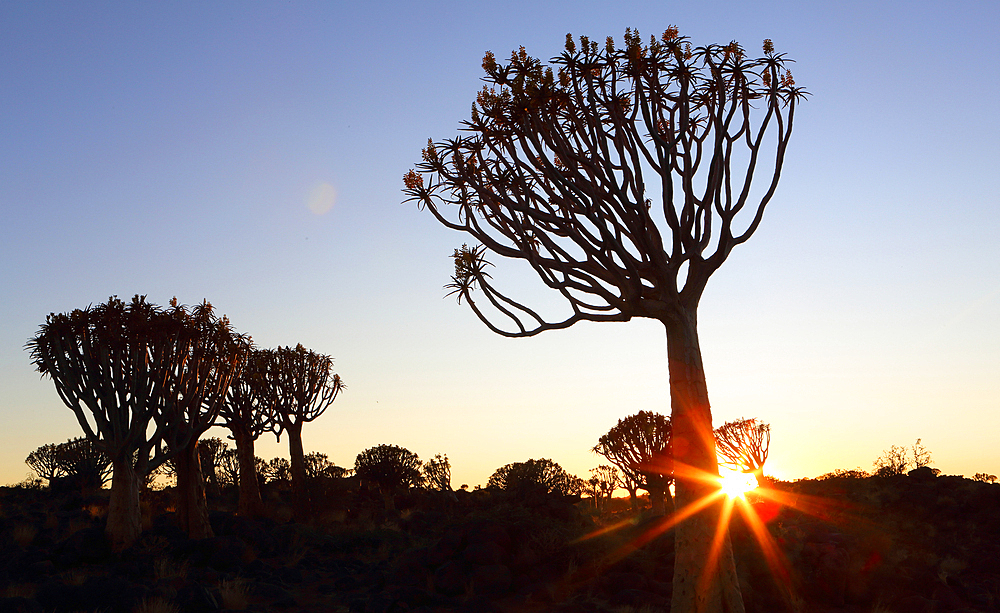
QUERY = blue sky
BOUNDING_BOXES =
[2,1,998,488]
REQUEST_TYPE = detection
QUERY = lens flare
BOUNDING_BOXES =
[719,470,758,499]
[307,182,337,215]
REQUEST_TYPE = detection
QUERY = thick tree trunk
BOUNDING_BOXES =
[664,310,745,613]
[647,474,666,516]
[627,487,639,512]
[107,456,142,551]
[233,427,264,517]
[175,441,214,540]
[286,423,308,520]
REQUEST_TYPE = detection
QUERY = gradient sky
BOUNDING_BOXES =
[2,1,998,489]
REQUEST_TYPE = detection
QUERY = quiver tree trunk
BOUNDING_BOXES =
[645,474,674,517]
[174,440,214,540]
[107,456,142,551]
[286,423,308,519]
[233,427,264,517]
[665,310,745,613]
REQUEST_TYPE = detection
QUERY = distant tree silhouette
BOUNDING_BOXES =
[422,453,453,491]
[25,443,65,484]
[217,349,275,517]
[217,448,240,488]
[714,417,770,487]
[873,439,932,477]
[404,28,804,610]
[973,473,997,484]
[355,444,422,510]
[52,436,112,491]
[264,457,292,484]
[487,458,582,497]
[304,452,350,479]
[260,344,344,518]
[197,437,228,497]
[589,465,621,511]
[594,411,673,515]
[27,295,247,549]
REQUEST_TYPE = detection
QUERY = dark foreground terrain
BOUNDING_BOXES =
[1,471,998,613]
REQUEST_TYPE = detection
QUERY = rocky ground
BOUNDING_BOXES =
[1,471,998,613]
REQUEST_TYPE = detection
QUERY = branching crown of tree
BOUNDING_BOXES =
[404,29,805,335]
[594,410,672,484]
[487,458,582,496]
[260,344,344,432]
[354,444,423,491]
[714,417,770,474]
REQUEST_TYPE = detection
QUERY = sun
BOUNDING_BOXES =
[718,470,758,499]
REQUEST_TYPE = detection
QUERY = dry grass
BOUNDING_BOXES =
[1,582,36,599]
[12,523,38,548]
[218,578,249,610]
[152,557,189,581]
[134,596,181,613]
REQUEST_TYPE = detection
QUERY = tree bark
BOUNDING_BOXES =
[233,427,264,517]
[106,456,142,551]
[665,310,745,613]
[175,440,214,539]
[286,423,308,520]
[647,475,666,516]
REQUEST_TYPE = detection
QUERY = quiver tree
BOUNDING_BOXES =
[27,296,171,550]
[594,411,673,515]
[589,464,621,511]
[354,444,422,510]
[197,437,229,497]
[217,349,276,517]
[404,27,805,611]
[259,344,343,518]
[487,458,582,497]
[52,436,112,491]
[714,417,770,487]
[422,453,453,491]
[25,443,65,484]
[149,298,248,540]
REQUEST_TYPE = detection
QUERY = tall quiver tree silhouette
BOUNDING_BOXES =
[149,299,247,539]
[594,411,673,515]
[404,28,805,612]
[28,296,209,549]
[261,344,343,519]
[217,349,275,517]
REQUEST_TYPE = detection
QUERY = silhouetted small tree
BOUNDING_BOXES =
[422,453,453,491]
[714,417,770,487]
[354,444,422,510]
[217,448,240,488]
[873,439,932,477]
[594,411,672,515]
[265,457,292,484]
[487,458,582,497]
[973,473,997,484]
[53,436,112,490]
[303,452,350,479]
[197,437,228,497]
[25,443,65,484]
[589,465,620,511]
[260,344,344,518]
